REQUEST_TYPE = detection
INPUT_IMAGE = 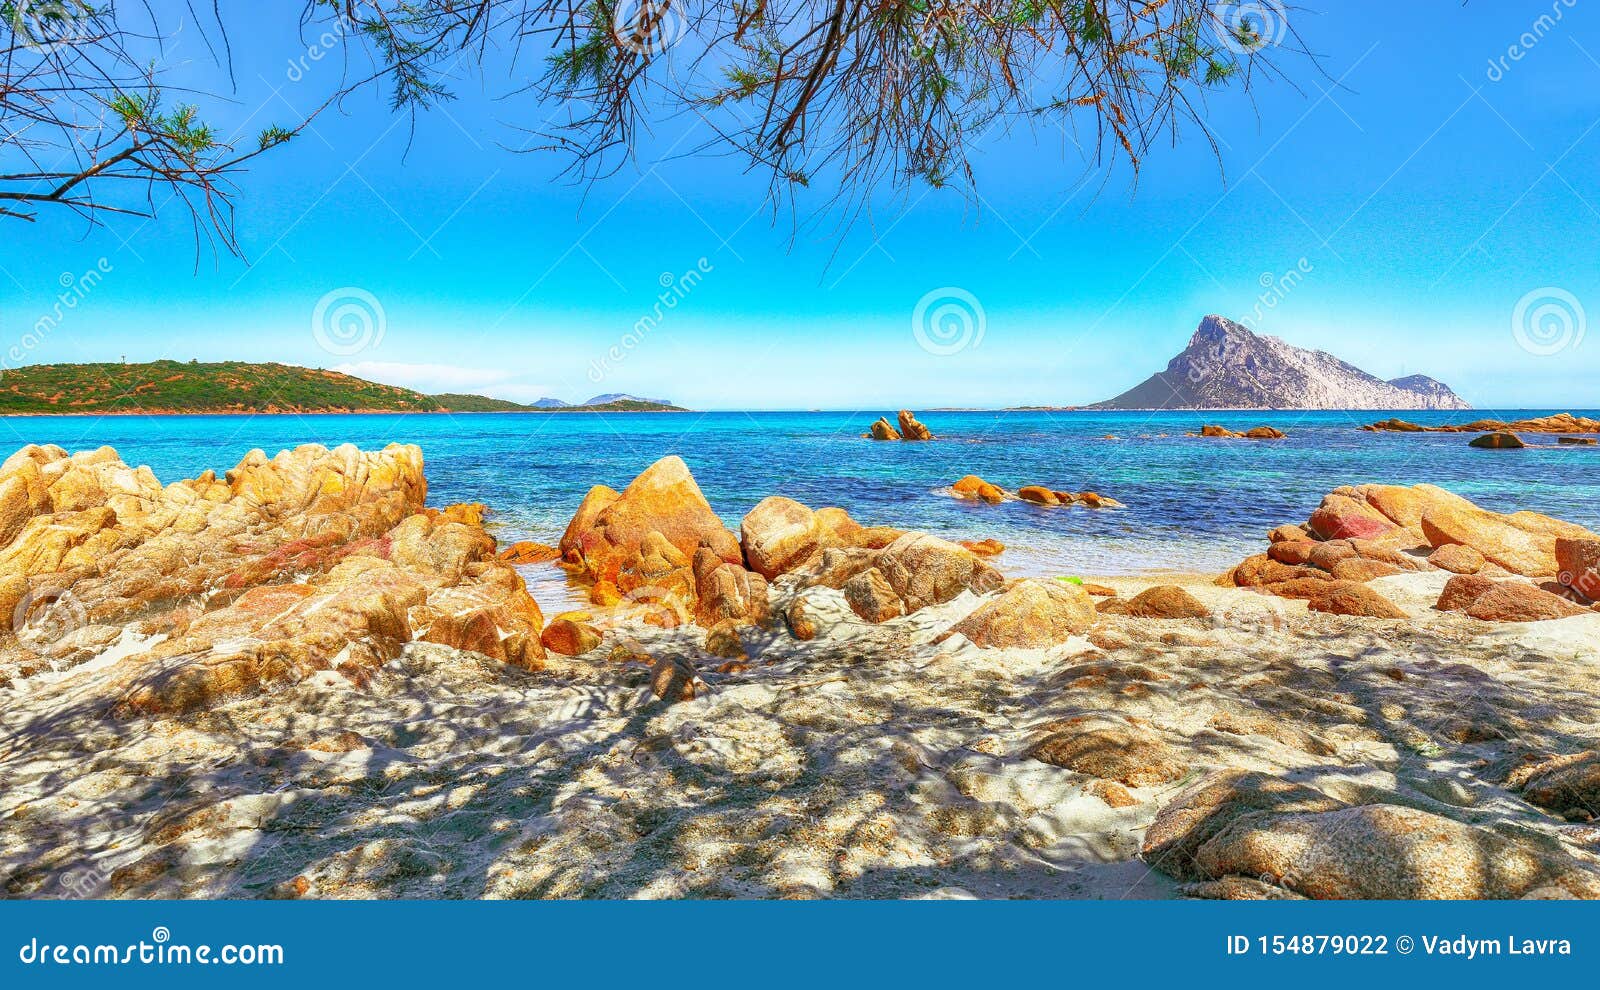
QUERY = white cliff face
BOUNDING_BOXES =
[1095,316,1472,410]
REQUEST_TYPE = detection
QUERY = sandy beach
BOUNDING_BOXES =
[5,563,1600,899]
[2,440,1600,901]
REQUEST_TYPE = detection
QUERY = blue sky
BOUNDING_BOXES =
[3,1,1599,409]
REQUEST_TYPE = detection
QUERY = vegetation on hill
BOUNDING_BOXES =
[427,393,528,412]
[0,361,686,414]
[0,361,442,414]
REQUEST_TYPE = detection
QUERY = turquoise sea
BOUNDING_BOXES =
[4,409,1596,611]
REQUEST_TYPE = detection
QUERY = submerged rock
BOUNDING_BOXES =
[1469,431,1527,449]
[950,475,1005,503]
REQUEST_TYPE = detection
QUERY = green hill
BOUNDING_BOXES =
[0,361,686,414]
[0,360,443,414]
[428,392,529,412]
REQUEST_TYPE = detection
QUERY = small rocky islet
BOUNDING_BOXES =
[2,439,1600,900]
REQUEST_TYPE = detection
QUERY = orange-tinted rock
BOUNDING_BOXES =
[1302,581,1407,618]
[741,496,826,580]
[868,417,901,440]
[499,540,559,564]
[1329,558,1404,583]
[845,525,907,549]
[1086,780,1140,808]
[936,579,1095,648]
[785,596,818,640]
[1243,426,1287,439]
[1268,524,1311,544]
[704,620,748,660]
[558,485,620,563]
[1463,582,1589,622]
[567,457,741,587]
[1435,574,1498,613]
[897,410,933,441]
[590,580,623,607]
[0,443,548,714]
[1511,752,1600,819]
[875,532,1005,612]
[793,546,879,590]
[1031,715,1186,787]
[842,567,904,623]
[650,655,704,703]
[959,538,1006,557]
[541,614,602,656]
[1420,500,1594,577]
[1119,585,1211,619]
[1145,771,1600,899]
[1018,486,1060,506]
[1073,492,1126,509]
[1307,493,1405,543]
[1469,432,1526,449]
[950,475,1005,504]
[1226,554,1331,588]
[1555,538,1600,602]
[692,547,770,628]
[1428,543,1485,575]
[1267,541,1316,566]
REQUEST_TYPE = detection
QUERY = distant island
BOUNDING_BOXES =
[0,361,687,415]
[1093,315,1471,411]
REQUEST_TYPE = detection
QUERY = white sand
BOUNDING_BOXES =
[2,572,1598,899]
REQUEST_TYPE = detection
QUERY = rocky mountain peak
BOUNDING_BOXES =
[1095,316,1471,411]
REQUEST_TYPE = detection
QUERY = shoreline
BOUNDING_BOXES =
[2,441,1600,901]
[0,407,694,418]
[3,406,1594,418]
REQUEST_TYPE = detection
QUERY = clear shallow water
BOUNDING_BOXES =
[4,409,1597,610]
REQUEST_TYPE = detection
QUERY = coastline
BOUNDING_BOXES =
[1,440,1599,902]
[0,407,693,417]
